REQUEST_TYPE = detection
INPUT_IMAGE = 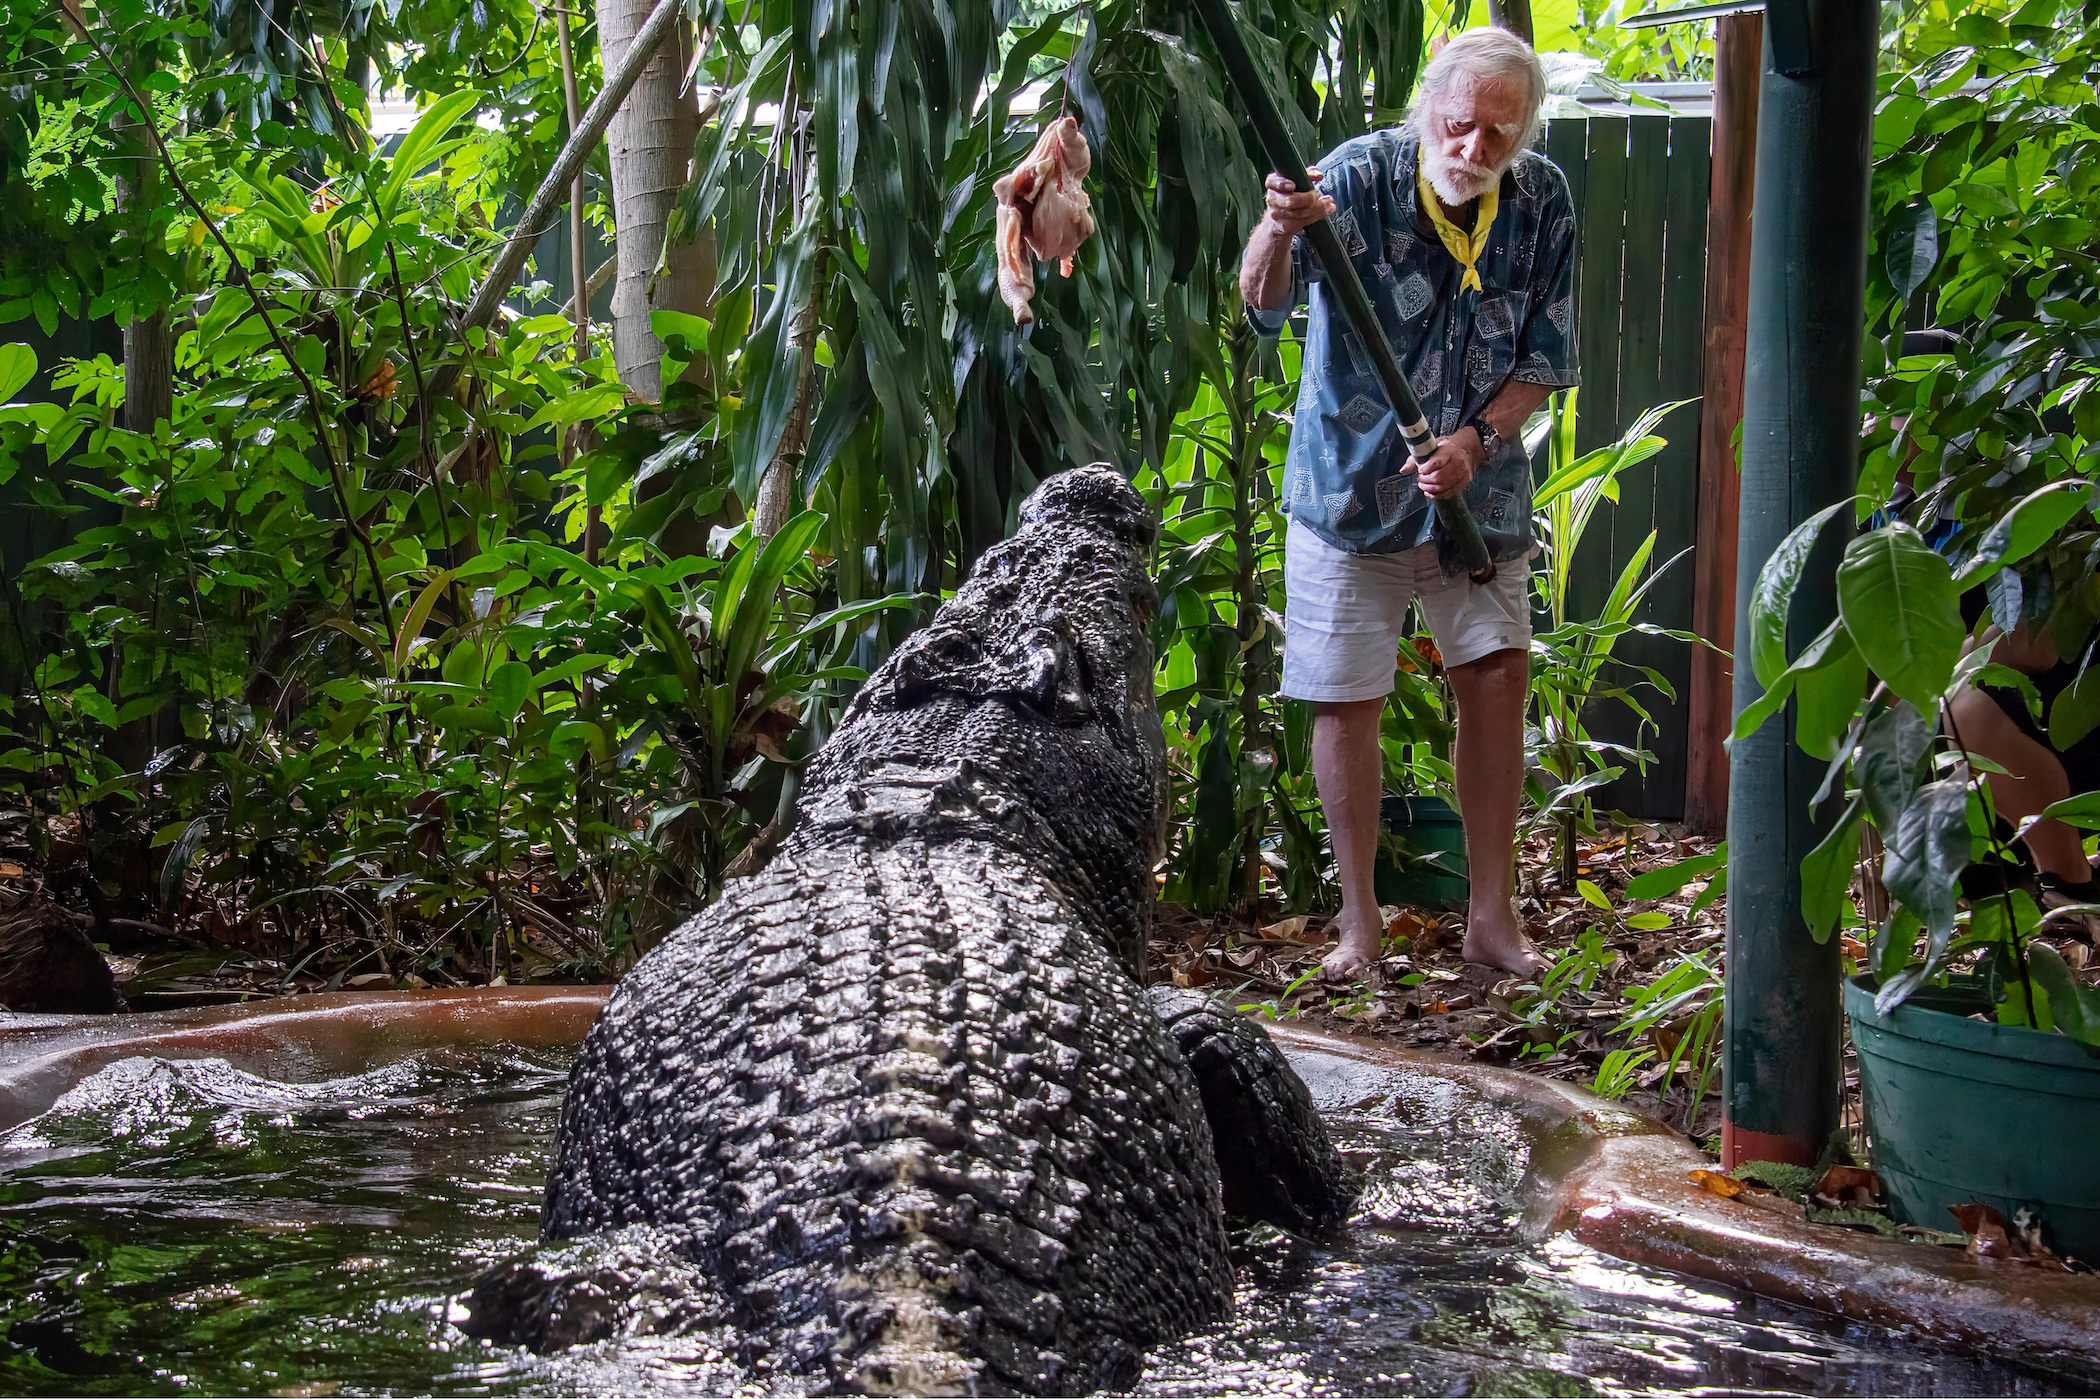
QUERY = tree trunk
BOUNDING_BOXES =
[1486,0,1534,44]
[599,0,712,401]
[112,101,171,431]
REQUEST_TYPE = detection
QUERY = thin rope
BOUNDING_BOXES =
[1058,0,1092,121]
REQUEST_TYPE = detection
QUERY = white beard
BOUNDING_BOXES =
[1424,149,1502,207]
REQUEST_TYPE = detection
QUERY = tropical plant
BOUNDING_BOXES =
[1733,0,2100,1044]
[2,0,1471,988]
[1525,391,1699,885]
[1609,950,1723,1126]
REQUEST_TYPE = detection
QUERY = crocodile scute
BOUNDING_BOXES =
[467,465,1353,1393]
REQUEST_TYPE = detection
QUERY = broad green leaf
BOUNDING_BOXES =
[635,585,703,702]
[1625,846,1726,900]
[1794,624,1868,761]
[1837,524,1963,710]
[392,569,461,677]
[1986,565,2023,634]
[441,641,484,687]
[674,33,792,236]
[1957,479,2089,584]
[713,511,825,741]
[1884,200,1939,303]
[1750,500,1850,688]
[2049,665,2100,750]
[2026,944,2100,1046]
[1623,911,1672,931]
[1801,802,1863,942]
[730,224,817,502]
[1730,619,1845,746]
[379,88,483,215]
[1857,700,1932,832]
[800,333,872,496]
[585,451,634,507]
[1577,879,1610,909]
[1880,774,1973,948]
[764,592,921,665]
[489,661,532,720]
[649,310,712,360]
[0,342,34,401]
[550,719,608,764]
[1532,399,1691,508]
[159,817,208,913]
[2033,791,2100,831]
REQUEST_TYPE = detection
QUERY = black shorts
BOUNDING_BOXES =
[1982,660,2100,797]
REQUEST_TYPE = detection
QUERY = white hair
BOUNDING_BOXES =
[1409,27,1548,152]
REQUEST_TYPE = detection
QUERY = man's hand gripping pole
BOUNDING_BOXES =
[1189,0,1497,583]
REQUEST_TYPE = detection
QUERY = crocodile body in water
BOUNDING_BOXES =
[465,466,1354,1393]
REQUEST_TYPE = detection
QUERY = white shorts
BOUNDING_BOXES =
[1280,519,1532,703]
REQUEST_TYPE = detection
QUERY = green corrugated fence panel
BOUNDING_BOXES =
[1561,116,1629,647]
[1538,112,1709,822]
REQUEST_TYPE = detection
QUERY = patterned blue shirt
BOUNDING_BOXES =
[1248,130,1579,570]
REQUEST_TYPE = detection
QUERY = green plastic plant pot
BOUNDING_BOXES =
[1374,793,1469,911]
[1845,973,2100,1258]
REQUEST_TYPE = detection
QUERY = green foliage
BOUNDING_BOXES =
[1590,1043,1655,1101]
[0,0,1705,990]
[2,0,1483,974]
[1726,1,2100,1037]
[1568,0,1714,84]
[1525,392,1699,878]
[1610,950,1722,1128]
[1727,1159,1820,1201]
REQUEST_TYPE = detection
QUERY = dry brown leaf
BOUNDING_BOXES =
[1947,1201,2070,1269]
[1689,1169,1747,1199]
[1812,1164,1883,1210]
[1260,914,1315,944]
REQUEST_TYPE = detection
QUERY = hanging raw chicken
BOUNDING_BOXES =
[994,115,1096,327]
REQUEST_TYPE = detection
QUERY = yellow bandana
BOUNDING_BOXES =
[1417,165,1499,293]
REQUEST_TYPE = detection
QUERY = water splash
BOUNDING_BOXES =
[0,1047,2075,1397]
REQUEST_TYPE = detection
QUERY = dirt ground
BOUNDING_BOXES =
[1149,824,1734,1144]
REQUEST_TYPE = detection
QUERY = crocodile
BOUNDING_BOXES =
[463,465,1356,1393]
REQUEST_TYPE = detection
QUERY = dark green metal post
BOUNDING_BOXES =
[1722,0,1876,1168]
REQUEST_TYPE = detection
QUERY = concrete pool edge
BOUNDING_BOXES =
[5,988,2097,1379]
[1264,1019,2100,1382]
[0,986,611,1133]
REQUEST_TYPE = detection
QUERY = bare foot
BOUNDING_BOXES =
[1319,917,1385,982]
[1461,899,1546,979]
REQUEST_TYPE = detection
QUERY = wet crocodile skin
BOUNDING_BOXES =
[481,467,1344,1394]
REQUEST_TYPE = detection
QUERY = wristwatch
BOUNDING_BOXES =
[1467,416,1503,464]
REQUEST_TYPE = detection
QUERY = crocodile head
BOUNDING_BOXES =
[799,464,1165,968]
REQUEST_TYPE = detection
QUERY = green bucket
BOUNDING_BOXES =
[1845,973,2100,1258]
[1374,793,1469,911]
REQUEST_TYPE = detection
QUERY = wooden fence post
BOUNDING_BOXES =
[1684,12,1763,836]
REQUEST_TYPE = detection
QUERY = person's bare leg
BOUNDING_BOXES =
[1947,688,2086,881]
[1312,697,1390,979]
[1447,647,1544,976]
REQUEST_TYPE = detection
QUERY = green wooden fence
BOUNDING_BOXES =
[1544,112,1712,823]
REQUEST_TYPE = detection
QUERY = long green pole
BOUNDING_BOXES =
[1187,0,1496,582]
[1721,0,1876,1169]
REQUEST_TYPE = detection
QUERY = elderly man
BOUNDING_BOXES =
[1241,27,1577,980]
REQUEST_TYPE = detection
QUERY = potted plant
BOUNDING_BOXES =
[1728,7,2100,1257]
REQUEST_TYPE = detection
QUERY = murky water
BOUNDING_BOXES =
[0,1045,2075,1397]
